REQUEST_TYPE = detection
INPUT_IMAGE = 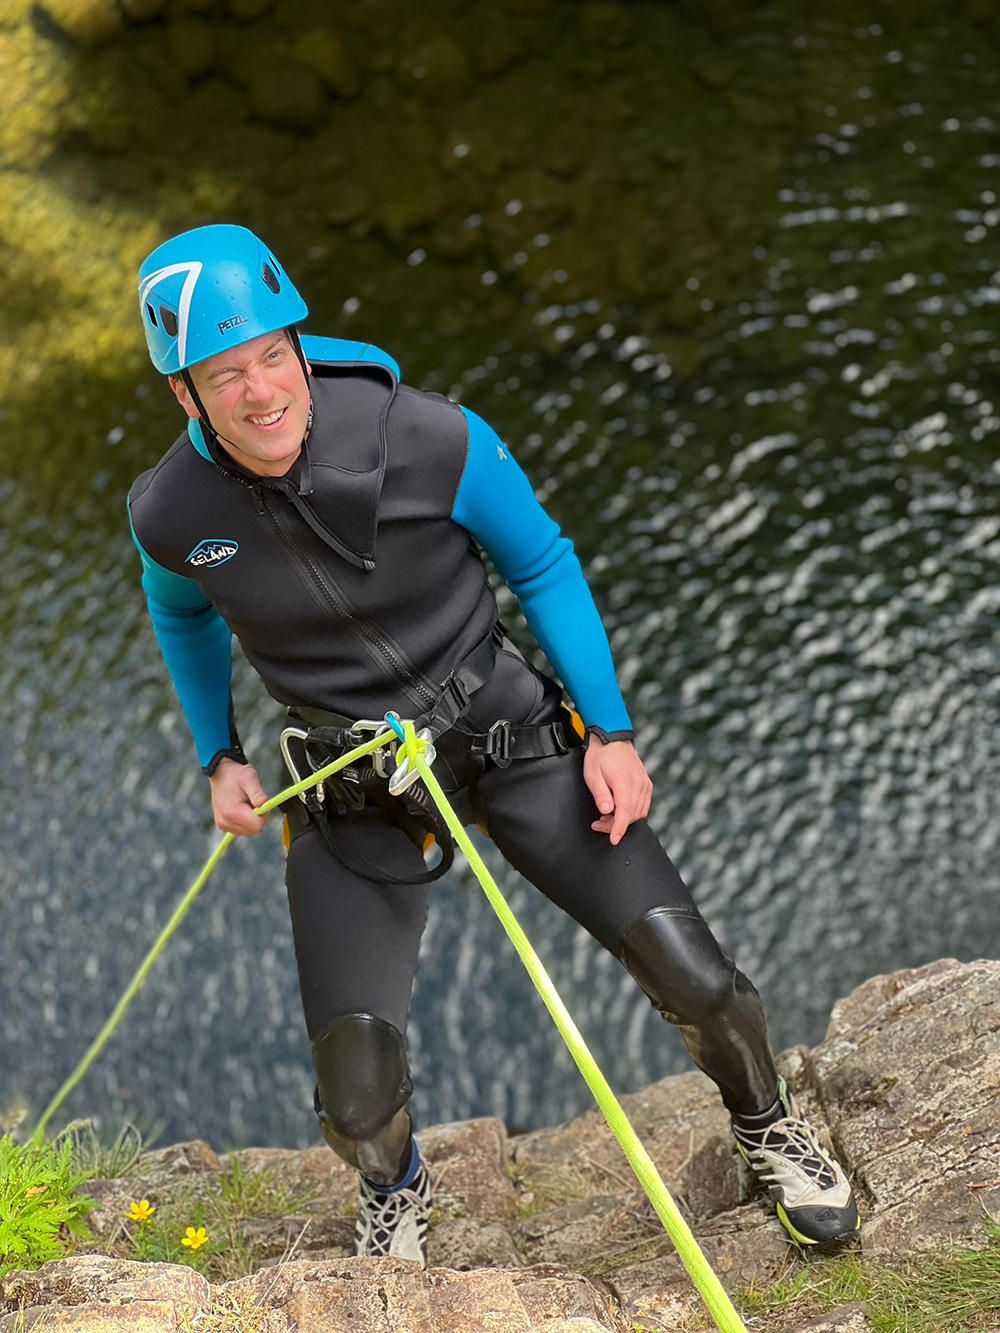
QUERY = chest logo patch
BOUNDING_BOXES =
[186,538,240,569]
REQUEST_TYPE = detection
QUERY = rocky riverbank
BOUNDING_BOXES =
[1,957,996,1331]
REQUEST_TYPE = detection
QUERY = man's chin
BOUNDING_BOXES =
[228,432,300,474]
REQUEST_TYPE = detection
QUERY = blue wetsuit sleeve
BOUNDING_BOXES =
[452,407,633,737]
[127,500,245,772]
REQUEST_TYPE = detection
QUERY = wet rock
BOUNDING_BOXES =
[245,60,328,133]
[290,29,363,99]
[532,1323,622,1333]
[34,0,122,46]
[324,179,372,226]
[691,52,740,88]
[85,1137,228,1221]
[427,1217,523,1270]
[222,1142,357,1221]
[511,1068,733,1220]
[681,1132,743,1218]
[812,958,1000,1255]
[513,1191,662,1271]
[397,35,471,101]
[378,177,450,239]
[779,1304,874,1332]
[119,0,167,20]
[0,1255,210,1331]
[422,1117,516,1225]
[0,0,35,25]
[605,1206,789,1331]
[1,1308,195,1331]
[1,1256,630,1331]
[75,1176,139,1241]
[532,1323,625,1333]
[1,962,997,1330]
[581,4,632,48]
[466,9,524,77]
[135,1137,221,1179]
[164,19,216,80]
[229,0,274,19]
[219,1258,631,1331]
[234,1210,355,1262]
[0,29,66,170]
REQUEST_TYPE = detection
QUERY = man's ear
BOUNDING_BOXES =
[168,374,200,420]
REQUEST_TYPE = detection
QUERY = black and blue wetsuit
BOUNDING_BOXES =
[128,337,779,1184]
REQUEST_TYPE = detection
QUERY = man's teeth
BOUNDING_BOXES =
[248,409,285,426]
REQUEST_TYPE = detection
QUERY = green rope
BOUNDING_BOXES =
[34,714,747,1331]
[391,715,748,1333]
[30,729,396,1141]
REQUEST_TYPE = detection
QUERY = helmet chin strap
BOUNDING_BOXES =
[179,369,237,450]
[180,326,312,460]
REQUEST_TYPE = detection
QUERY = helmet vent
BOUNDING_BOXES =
[159,305,178,337]
[262,262,281,294]
[145,303,158,327]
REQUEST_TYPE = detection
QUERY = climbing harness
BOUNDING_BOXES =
[280,712,453,885]
[278,619,582,886]
[32,716,748,1333]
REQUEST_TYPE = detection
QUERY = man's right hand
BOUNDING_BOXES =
[209,758,270,836]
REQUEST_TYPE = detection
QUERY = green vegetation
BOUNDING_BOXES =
[633,1218,1000,1333]
[58,1117,153,1181]
[734,1219,1000,1332]
[102,1151,324,1283]
[0,1132,97,1280]
[509,1156,617,1218]
[0,1122,324,1286]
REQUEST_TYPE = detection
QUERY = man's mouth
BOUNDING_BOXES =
[246,407,287,429]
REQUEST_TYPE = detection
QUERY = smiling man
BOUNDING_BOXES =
[170,330,309,475]
[128,224,859,1265]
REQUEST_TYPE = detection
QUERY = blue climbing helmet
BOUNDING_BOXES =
[137,224,308,375]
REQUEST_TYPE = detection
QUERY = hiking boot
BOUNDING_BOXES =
[732,1076,860,1246]
[355,1149,432,1265]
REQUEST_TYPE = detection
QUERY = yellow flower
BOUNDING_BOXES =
[181,1225,208,1250]
[128,1199,155,1223]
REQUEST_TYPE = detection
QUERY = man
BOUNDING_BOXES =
[128,224,860,1265]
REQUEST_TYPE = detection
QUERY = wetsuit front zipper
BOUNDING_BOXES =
[252,482,438,713]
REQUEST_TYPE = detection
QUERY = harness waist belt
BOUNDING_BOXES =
[294,620,506,739]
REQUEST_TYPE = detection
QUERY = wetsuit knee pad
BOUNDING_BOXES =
[618,906,744,1024]
[311,1012,412,1142]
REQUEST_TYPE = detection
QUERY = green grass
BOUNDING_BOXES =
[734,1217,1000,1332]
[0,1122,329,1287]
[100,1151,327,1282]
[56,1117,158,1181]
[508,1157,609,1218]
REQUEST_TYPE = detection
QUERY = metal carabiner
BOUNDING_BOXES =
[348,718,398,779]
[387,727,437,796]
[279,726,324,806]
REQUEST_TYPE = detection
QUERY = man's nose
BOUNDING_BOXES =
[243,366,271,400]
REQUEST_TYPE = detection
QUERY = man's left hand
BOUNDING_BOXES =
[583,735,653,846]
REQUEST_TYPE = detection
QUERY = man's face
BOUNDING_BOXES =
[170,330,311,477]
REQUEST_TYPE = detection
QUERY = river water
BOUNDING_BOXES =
[1,4,997,1151]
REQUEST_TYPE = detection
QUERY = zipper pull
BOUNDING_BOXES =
[252,483,265,514]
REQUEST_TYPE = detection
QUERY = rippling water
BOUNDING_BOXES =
[1,9,997,1149]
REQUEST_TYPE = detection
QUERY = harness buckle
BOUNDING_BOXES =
[426,672,470,736]
[485,719,512,768]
